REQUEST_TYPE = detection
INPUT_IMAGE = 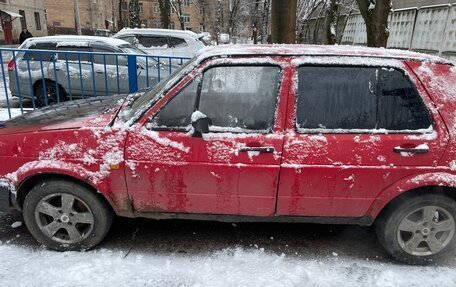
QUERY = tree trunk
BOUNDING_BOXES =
[252,1,260,44]
[228,0,241,36]
[118,0,124,30]
[176,0,185,30]
[324,0,338,45]
[260,0,271,43]
[271,0,297,44]
[129,0,140,28]
[356,0,391,47]
[158,0,170,29]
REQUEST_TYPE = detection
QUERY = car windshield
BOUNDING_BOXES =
[119,57,197,121]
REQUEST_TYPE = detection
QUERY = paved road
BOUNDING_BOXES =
[1,210,455,267]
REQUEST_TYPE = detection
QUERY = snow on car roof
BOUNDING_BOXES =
[21,35,129,49]
[114,28,200,39]
[196,44,452,64]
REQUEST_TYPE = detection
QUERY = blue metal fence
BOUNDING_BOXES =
[0,48,190,120]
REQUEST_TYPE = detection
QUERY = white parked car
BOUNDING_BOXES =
[113,28,206,58]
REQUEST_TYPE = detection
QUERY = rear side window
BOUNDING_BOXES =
[168,37,188,48]
[296,66,431,132]
[138,36,168,48]
[58,46,92,62]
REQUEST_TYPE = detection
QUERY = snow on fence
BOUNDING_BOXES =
[302,3,456,61]
[0,48,190,120]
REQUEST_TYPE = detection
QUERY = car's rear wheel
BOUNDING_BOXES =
[23,180,113,251]
[376,194,456,264]
[34,80,67,106]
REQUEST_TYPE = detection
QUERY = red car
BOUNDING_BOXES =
[0,45,455,264]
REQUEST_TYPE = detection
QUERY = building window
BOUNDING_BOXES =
[183,0,190,6]
[153,4,160,13]
[169,21,175,29]
[19,10,27,29]
[181,14,190,23]
[121,1,128,11]
[200,24,204,32]
[34,12,41,30]
[199,6,204,16]
[139,2,144,12]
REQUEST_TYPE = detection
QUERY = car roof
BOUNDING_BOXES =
[21,35,129,49]
[197,44,453,64]
[114,28,200,39]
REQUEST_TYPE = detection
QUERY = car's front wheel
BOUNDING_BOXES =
[376,194,456,264]
[23,180,113,251]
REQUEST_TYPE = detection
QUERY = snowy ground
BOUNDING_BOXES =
[0,212,455,286]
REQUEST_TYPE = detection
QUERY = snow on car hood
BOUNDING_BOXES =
[0,95,126,135]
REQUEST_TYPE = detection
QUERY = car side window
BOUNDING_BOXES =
[297,66,377,130]
[25,42,57,61]
[150,80,198,128]
[199,66,280,131]
[378,68,431,130]
[150,65,281,132]
[168,37,188,48]
[58,46,92,62]
[92,47,127,66]
[139,36,168,48]
[296,66,431,132]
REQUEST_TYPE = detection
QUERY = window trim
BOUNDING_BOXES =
[148,63,284,134]
[294,64,434,135]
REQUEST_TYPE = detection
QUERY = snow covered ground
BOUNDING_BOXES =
[0,244,455,286]
[0,212,455,287]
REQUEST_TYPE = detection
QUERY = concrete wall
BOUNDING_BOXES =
[392,0,453,9]
[0,0,47,44]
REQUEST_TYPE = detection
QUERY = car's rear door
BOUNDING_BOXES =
[277,57,449,218]
[124,57,290,216]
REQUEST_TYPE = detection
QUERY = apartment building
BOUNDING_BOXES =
[0,0,47,44]
[119,0,229,38]
[44,0,119,35]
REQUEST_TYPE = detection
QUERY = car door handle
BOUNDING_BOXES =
[239,147,275,153]
[394,145,429,154]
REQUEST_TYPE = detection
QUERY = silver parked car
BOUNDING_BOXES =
[8,36,171,106]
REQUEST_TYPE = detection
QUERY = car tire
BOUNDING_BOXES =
[34,80,67,106]
[23,180,114,251]
[376,194,456,265]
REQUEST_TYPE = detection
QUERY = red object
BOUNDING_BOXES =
[0,45,455,224]
[2,21,13,45]
[7,59,14,72]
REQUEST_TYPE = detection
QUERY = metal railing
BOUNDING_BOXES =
[0,48,190,120]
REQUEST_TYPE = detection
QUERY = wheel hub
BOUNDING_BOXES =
[421,227,430,235]
[60,214,70,223]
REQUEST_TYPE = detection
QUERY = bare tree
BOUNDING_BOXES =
[228,0,241,35]
[157,0,171,29]
[129,0,141,28]
[356,0,391,47]
[325,0,338,44]
[260,0,271,43]
[271,0,297,43]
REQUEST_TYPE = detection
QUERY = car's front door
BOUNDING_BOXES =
[124,58,289,216]
[277,58,450,218]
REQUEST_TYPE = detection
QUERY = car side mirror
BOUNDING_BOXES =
[191,111,211,137]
